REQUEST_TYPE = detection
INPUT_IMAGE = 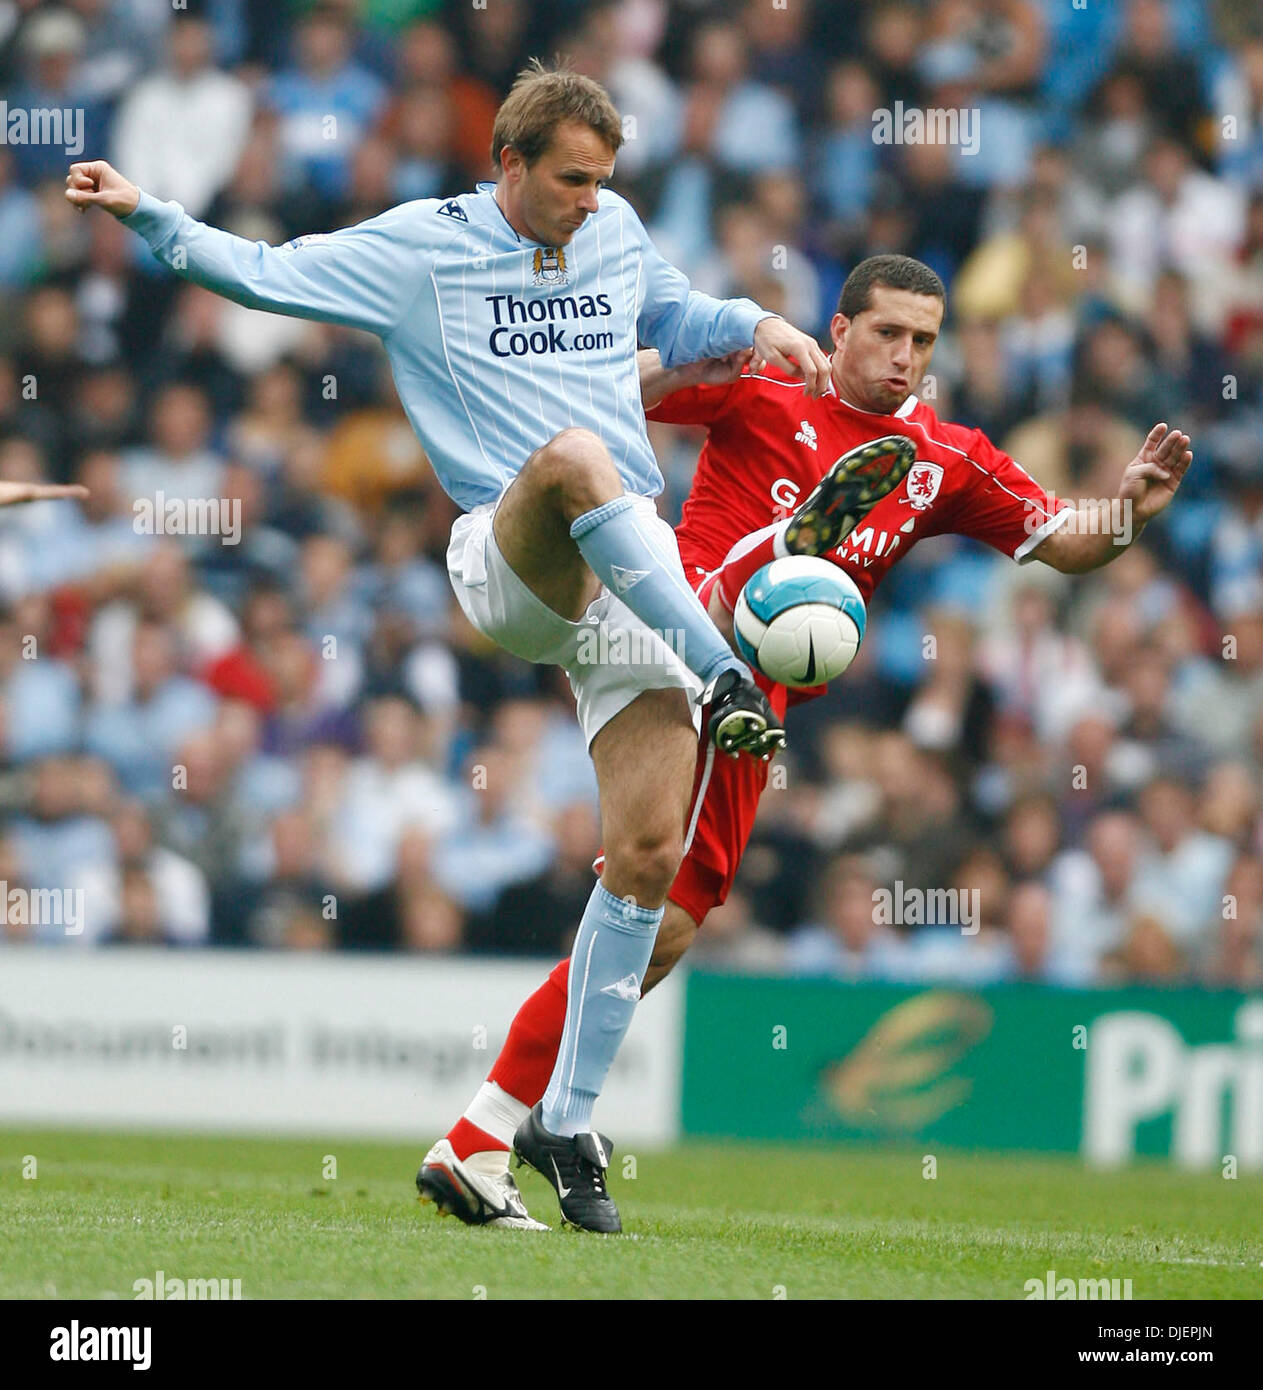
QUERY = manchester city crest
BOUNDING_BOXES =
[532,246,569,286]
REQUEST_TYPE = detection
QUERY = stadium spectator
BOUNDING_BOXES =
[101,864,175,946]
[978,574,1104,744]
[0,598,80,761]
[1108,135,1245,334]
[11,756,114,915]
[815,61,882,246]
[0,151,41,290]
[680,20,800,176]
[266,3,388,210]
[1001,791,1060,880]
[1130,774,1235,949]
[474,799,603,957]
[84,619,218,797]
[1104,0,1208,148]
[786,855,914,980]
[238,807,333,949]
[994,880,1093,985]
[1215,36,1263,189]
[1198,853,1263,989]
[120,381,225,508]
[7,8,107,189]
[1102,911,1186,984]
[389,19,500,187]
[77,798,209,946]
[1172,589,1263,759]
[432,745,555,914]
[110,15,253,220]
[159,728,251,912]
[901,607,995,761]
[329,694,460,894]
[1048,811,1145,976]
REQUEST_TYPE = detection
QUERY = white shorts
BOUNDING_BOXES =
[446,493,703,748]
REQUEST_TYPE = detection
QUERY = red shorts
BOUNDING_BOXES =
[666,569,789,927]
[591,566,789,927]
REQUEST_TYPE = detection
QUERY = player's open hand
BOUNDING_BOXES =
[0,481,89,507]
[690,348,754,387]
[751,317,832,397]
[65,161,140,218]
[1119,423,1193,524]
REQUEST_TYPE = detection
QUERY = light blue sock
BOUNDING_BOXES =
[541,881,664,1137]
[571,496,748,686]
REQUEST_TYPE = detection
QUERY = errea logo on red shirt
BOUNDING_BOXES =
[793,420,818,451]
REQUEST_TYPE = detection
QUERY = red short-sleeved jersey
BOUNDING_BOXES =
[650,367,1072,928]
[650,367,1071,598]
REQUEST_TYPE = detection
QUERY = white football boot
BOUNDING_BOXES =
[416,1139,549,1230]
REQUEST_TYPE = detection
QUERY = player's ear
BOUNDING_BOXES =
[498,145,523,182]
[830,313,849,350]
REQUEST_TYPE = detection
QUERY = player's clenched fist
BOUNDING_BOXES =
[751,316,833,397]
[65,161,140,218]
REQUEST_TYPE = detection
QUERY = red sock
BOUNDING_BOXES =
[715,524,784,613]
[445,1116,507,1160]
[443,960,570,1160]
[489,959,569,1105]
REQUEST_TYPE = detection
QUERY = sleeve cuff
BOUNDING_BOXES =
[729,299,773,350]
[119,189,185,245]
[1015,503,1075,563]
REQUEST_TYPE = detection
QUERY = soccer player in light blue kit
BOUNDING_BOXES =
[68,63,831,1232]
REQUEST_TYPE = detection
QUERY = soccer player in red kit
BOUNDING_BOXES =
[419,254,1193,1229]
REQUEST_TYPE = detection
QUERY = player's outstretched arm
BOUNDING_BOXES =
[637,347,752,409]
[65,159,426,339]
[0,482,89,506]
[1035,423,1193,574]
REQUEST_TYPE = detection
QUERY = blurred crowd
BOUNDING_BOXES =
[0,0,1260,989]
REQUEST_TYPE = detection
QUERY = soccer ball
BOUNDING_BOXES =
[732,556,866,688]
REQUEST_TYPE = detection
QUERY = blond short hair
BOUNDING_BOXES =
[491,60,623,171]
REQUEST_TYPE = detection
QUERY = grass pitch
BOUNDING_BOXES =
[2,1128,1260,1299]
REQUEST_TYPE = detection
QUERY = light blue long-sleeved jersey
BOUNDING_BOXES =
[121,183,771,511]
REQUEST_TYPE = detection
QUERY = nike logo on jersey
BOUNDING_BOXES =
[436,200,468,222]
[600,973,642,1002]
[610,565,649,594]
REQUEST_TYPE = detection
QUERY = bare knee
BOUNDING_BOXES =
[602,830,685,909]
[529,428,621,522]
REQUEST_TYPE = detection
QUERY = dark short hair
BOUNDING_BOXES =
[837,255,946,320]
[491,60,623,171]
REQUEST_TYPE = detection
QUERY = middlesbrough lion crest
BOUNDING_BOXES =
[902,461,944,511]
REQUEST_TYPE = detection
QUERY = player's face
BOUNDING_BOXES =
[830,287,944,414]
[499,121,616,248]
